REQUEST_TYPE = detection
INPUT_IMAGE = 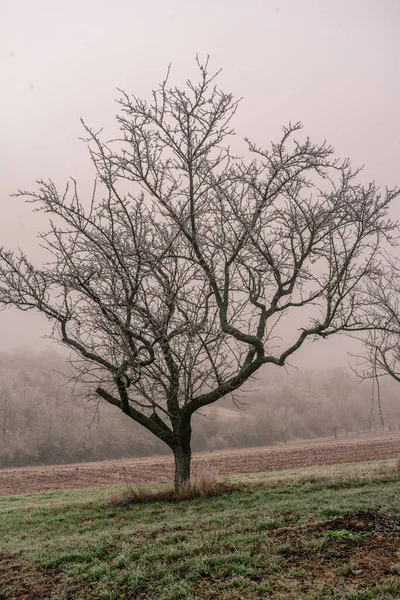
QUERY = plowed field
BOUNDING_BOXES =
[1,432,399,497]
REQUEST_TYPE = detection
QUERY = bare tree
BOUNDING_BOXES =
[0,60,397,488]
[359,257,400,396]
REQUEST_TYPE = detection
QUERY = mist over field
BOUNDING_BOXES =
[1,349,399,469]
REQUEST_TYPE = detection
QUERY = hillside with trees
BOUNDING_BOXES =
[1,350,399,468]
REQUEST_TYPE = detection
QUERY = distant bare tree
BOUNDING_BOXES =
[0,386,10,444]
[280,428,289,445]
[359,256,400,405]
[0,59,397,488]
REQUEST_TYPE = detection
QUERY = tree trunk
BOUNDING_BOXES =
[173,444,191,491]
[172,420,192,491]
[171,415,192,491]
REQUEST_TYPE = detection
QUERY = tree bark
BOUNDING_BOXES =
[173,445,191,491]
[172,422,192,491]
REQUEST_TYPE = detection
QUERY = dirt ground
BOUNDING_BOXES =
[1,431,399,497]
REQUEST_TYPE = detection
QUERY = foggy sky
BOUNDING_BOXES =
[1,0,399,367]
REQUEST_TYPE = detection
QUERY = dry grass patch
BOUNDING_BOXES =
[108,474,239,506]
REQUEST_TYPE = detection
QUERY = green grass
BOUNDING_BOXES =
[1,460,400,599]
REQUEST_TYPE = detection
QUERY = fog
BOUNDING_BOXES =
[1,349,399,468]
[1,1,399,367]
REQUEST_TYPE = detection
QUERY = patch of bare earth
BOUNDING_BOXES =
[1,431,400,497]
[0,553,61,599]
[276,510,400,593]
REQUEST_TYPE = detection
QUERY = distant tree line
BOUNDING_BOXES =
[0,351,166,468]
[0,350,399,469]
[198,367,400,451]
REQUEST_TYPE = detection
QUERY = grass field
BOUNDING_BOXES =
[1,461,400,599]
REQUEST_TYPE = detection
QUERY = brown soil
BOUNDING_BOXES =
[288,535,400,591]
[1,431,399,497]
[277,510,400,593]
[0,553,61,600]
[317,509,400,536]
